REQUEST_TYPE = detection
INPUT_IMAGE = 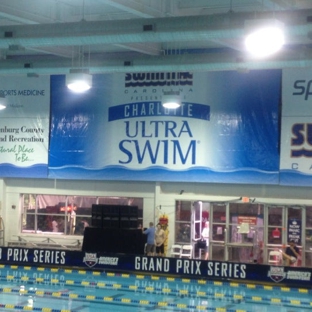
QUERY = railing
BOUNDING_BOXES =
[8,235,82,250]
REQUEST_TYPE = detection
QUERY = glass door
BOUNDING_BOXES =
[192,201,202,242]
[305,206,312,267]
[191,201,202,258]
[210,203,226,261]
[266,206,304,265]
[226,203,264,263]
[175,201,192,245]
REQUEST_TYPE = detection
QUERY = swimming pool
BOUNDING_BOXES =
[0,264,310,311]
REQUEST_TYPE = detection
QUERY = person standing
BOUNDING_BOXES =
[52,219,58,232]
[143,222,155,256]
[201,221,210,260]
[155,223,166,256]
[81,220,89,234]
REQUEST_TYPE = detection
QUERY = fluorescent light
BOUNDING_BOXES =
[66,72,92,93]
[245,19,284,57]
[162,91,181,109]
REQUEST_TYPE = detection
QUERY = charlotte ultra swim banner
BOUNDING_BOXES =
[280,68,312,186]
[0,76,50,178]
[49,70,281,183]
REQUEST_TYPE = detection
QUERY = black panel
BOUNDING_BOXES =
[82,227,146,254]
[91,204,138,229]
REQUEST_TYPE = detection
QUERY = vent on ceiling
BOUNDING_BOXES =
[4,31,13,38]
[143,24,154,31]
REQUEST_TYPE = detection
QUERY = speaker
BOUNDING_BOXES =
[82,227,146,254]
[91,204,138,229]
[129,217,138,228]
[120,206,138,218]
[91,204,103,228]
[128,206,139,218]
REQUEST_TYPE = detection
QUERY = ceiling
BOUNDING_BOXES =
[1,0,312,76]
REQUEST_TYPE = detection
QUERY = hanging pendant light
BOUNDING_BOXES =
[0,93,6,110]
[66,69,92,93]
[245,19,285,57]
[162,91,181,109]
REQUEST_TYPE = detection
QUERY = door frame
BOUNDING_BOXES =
[264,205,305,266]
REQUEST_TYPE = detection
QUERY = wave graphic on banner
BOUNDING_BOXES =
[280,169,312,186]
[48,165,278,184]
[0,163,48,177]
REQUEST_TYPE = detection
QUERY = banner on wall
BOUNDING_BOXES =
[288,219,302,244]
[0,247,311,287]
[49,70,281,183]
[280,68,312,186]
[0,77,50,177]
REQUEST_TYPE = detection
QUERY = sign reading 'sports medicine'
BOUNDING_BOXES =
[49,70,280,183]
[0,76,50,178]
[280,68,312,186]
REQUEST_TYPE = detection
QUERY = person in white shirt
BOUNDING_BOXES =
[201,221,209,260]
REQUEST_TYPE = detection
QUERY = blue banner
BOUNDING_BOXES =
[0,247,310,287]
[108,102,210,121]
[49,70,281,183]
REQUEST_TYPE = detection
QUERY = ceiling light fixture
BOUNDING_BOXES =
[0,93,6,110]
[66,69,92,93]
[162,91,181,109]
[244,19,285,57]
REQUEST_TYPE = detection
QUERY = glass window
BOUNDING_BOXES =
[228,203,264,263]
[211,204,226,242]
[229,203,263,244]
[21,194,143,235]
[23,194,67,234]
[175,201,191,244]
[267,206,283,244]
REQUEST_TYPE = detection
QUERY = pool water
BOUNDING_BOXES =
[0,264,310,311]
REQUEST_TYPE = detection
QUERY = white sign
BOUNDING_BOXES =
[0,76,50,175]
[280,69,312,185]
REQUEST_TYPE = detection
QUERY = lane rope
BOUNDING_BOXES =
[0,264,311,311]
[1,264,310,295]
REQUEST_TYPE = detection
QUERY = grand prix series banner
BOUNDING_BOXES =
[49,70,281,183]
[0,247,310,287]
[280,68,312,186]
[0,76,50,178]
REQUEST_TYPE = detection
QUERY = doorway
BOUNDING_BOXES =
[266,205,304,265]
[175,200,311,267]
[209,203,264,263]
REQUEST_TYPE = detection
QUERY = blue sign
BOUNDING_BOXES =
[0,247,310,287]
[288,219,302,244]
[49,70,281,183]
